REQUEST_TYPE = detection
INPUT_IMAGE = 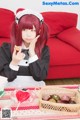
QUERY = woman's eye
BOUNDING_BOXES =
[22,29,36,32]
[31,29,36,32]
[23,29,26,31]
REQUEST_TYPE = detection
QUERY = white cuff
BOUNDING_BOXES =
[9,63,19,71]
[28,54,38,64]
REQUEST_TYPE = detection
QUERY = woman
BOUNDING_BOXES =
[0,9,50,88]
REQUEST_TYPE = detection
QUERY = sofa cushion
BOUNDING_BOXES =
[42,12,77,36]
[0,8,15,38]
[47,38,80,66]
[57,27,80,51]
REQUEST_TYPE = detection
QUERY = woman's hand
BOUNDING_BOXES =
[29,35,40,57]
[11,47,25,65]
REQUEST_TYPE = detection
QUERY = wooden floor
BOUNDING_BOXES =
[44,78,80,85]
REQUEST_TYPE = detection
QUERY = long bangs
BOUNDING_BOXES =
[19,15,40,34]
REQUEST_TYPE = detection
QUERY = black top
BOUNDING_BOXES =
[0,43,50,82]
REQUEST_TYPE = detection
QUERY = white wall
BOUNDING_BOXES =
[0,0,80,29]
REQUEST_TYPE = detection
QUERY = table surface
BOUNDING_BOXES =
[0,84,80,120]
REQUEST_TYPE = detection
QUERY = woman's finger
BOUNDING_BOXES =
[18,47,22,53]
[13,48,17,55]
[36,35,40,40]
[34,35,40,43]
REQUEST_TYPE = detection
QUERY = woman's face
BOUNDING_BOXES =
[22,25,36,44]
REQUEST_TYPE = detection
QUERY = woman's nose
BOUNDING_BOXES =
[26,30,31,37]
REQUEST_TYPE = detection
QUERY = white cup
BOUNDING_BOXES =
[0,76,8,91]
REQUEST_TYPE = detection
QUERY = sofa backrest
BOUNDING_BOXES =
[0,8,15,38]
[42,12,78,37]
[0,8,78,39]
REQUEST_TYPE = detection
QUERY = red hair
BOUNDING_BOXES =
[10,14,49,57]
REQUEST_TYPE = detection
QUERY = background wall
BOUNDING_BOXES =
[0,0,80,29]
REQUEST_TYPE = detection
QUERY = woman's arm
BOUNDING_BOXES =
[0,43,19,82]
[29,46,50,81]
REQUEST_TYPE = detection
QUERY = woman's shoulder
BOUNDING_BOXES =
[42,45,50,53]
[0,42,11,51]
[1,42,11,48]
[41,45,50,58]
[0,42,11,58]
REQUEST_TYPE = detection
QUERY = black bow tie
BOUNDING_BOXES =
[21,49,29,59]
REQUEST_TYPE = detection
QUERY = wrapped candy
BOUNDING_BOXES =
[15,89,30,110]
[0,91,5,97]
[0,76,8,98]
[16,90,30,102]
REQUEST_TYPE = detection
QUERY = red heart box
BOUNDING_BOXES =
[16,90,30,103]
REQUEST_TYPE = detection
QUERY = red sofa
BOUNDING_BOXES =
[0,8,80,79]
